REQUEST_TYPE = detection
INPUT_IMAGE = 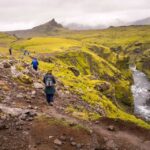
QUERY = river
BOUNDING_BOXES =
[131,66,150,121]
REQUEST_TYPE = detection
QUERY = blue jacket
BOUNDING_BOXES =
[32,59,39,67]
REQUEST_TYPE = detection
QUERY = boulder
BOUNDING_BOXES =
[0,104,24,117]
[31,91,36,98]
[134,42,142,46]
[3,61,11,68]
[16,93,24,98]
[60,135,67,141]
[20,110,37,121]
[34,82,44,89]
[31,91,36,95]
[54,139,62,146]
[107,125,116,131]
[71,142,76,146]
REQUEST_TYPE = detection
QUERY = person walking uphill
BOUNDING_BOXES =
[9,48,12,55]
[31,58,39,71]
[43,70,56,106]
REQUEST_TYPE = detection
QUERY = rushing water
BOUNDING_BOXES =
[131,66,150,121]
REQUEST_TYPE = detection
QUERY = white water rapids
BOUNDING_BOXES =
[131,66,150,121]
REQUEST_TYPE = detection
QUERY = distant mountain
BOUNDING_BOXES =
[66,19,128,30]
[132,17,150,25]
[5,17,150,38]
[7,19,67,38]
[65,23,106,30]
[32,19,63,32]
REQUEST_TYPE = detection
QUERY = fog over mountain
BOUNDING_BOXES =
[132,17,150,25]
[0,0,150,31]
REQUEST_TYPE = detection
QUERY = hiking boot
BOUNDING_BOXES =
[49,103,53,106]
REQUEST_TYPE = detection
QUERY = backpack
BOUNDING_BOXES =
[45,76,54,87]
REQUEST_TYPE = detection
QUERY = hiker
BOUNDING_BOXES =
[27,50,30,55]
[24,50,27,56]
[9,48,12,55]
[24,50,30,56]
[31,58,39,71]
[43,70,56,106]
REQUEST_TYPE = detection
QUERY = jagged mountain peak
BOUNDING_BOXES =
[32,18,63,30]
[7,18,65,38]
[48,18,58,25]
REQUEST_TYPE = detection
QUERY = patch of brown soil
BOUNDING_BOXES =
[0,117,29,150]
[99,117,150,140]
[29,118,93,150]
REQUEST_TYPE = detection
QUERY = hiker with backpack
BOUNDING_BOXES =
[31,58,39,71]
[43,70,56,106]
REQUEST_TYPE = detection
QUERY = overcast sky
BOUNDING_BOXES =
[0,0,149,31]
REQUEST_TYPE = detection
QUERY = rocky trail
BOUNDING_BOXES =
[0,56,150,150]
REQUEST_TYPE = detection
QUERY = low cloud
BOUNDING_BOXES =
[0,0,149,31]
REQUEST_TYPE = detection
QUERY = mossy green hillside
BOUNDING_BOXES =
[64,26,150,79]
[12,37,81,53]
[136,49,150,79]
[12,36,133,110]
[31,53,149,129]
[5,26,150,129]
[0,32,16,54]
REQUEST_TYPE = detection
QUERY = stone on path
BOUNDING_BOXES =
[34,82,44,89]
[54,139,62,146]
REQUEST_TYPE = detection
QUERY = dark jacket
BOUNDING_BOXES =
[43,74,56,94]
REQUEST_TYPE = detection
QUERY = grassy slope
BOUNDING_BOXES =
[64,25,150,78]
[0,32,16,54]
[10,26,150,129]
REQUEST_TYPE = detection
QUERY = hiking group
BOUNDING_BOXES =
[8,47,56,106]
[31,58,56,106]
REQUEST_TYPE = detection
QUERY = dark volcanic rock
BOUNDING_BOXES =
[68,66,80,76]
[94,82,110,92]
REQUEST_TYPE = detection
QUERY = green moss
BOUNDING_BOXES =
[18,74,33,84]
[136,49,150,79]
[114,79,133,107]
[37,115,89,131]
[66,105,101,121]
[100,99,150,129]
